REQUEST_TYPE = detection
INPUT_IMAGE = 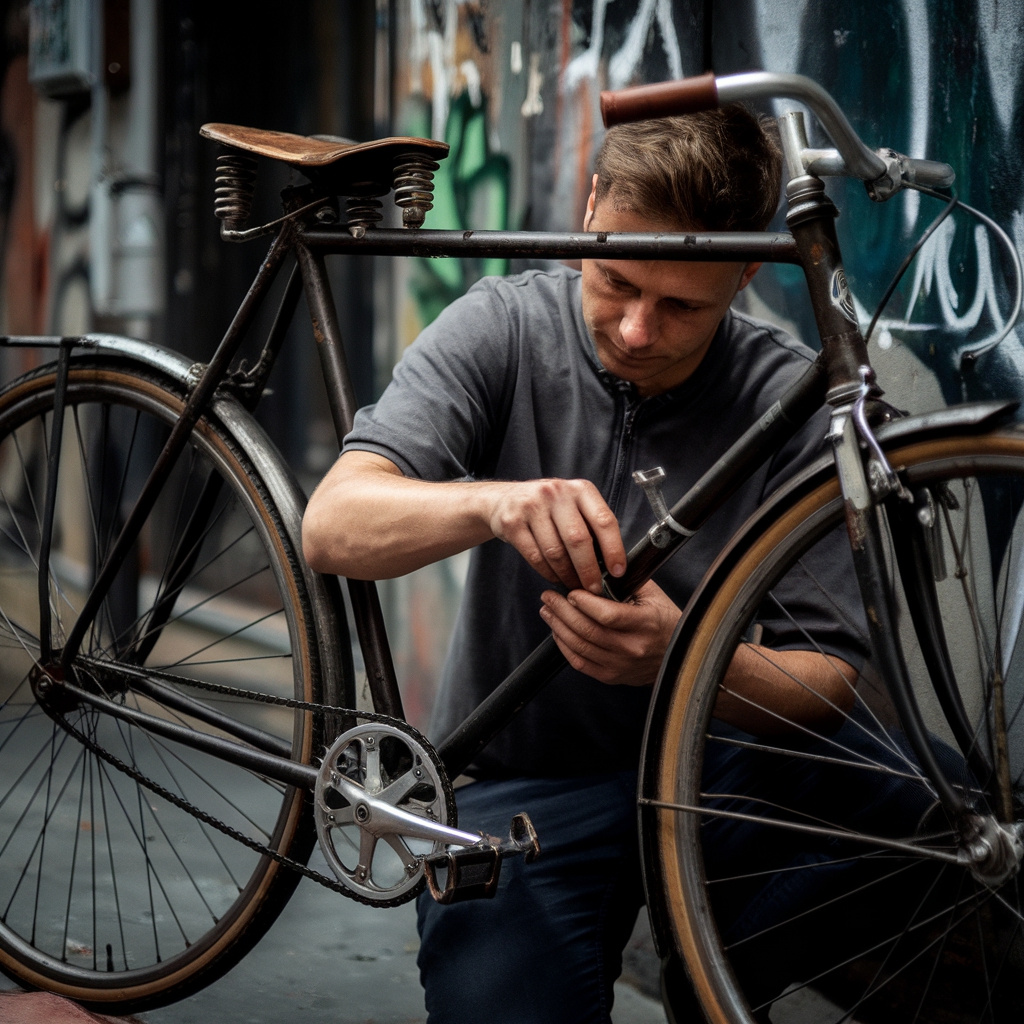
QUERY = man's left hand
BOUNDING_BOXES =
[539,580,681,686]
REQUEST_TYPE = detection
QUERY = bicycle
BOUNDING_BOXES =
[0,69,1021,1022]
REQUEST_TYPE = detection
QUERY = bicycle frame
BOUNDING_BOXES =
[10,128,1006,853]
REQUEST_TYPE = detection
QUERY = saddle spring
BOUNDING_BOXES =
[213,151,258,231]
[345,182,386,233]
[393,151,439,228]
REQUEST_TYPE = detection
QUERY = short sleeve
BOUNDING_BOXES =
[342,278,519,481]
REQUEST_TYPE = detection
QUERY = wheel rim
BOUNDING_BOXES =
[660,434,1024,1024]
[0,368,315,1003]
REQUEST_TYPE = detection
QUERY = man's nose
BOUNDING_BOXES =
[619,297,657,350]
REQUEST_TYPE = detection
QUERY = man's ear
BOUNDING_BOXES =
[737,262,762,291]
[583,173,599,231]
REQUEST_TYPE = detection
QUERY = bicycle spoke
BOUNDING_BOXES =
[123,564,275,660]
[909,871,967,1024]
[60,747,89,960]
[834,862,948,1022]
[94,724,128,971]
[142,734,274,840]
[706,849,908,886]
[764,592,924,774]
[157,602,284,670]
[751,884,995,1014]
[724,859,925,952]
[715,684,938,796]
[707,733,934,785]
[135,728,244,892]
[644,798,961,864]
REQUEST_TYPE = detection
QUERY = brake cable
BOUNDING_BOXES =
[864,183,1023,367]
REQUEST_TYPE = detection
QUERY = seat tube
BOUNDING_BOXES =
[294,243,405,722]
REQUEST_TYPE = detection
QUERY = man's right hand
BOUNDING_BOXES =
[488,478,626,594]
[302,451,626,590]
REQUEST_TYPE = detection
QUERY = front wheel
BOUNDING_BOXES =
[652,429,1024,1023]
[0,358,351,1012]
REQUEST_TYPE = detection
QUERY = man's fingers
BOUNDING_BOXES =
[550,633,614,682]
[576,488,626,579]
[561,588,645,629]
[549,503,605,594]
[542,607,619,681]
[504,523,562,586]
[528,516,583,590]
[541,591,642,655]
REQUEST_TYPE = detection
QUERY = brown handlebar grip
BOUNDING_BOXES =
[600,72,719,128]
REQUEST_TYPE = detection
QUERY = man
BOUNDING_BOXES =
[303,107,862,1022]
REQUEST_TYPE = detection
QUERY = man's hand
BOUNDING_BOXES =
[539,579,681,686]
[489,478,626,594]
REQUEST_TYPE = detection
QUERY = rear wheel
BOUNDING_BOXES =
[0,359,348,1012]
[655,431,1024,1023]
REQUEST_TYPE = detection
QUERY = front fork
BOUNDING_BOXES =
[829,394,1023,884]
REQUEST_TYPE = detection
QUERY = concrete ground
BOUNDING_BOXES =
[0,845,668,1024]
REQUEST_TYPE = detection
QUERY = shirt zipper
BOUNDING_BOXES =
[606,390,643,515]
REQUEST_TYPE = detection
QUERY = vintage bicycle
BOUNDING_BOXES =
[0,70,1021,1022]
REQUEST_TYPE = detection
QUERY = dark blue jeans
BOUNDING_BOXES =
[416,772,645,1024]
[417,719,968,1022]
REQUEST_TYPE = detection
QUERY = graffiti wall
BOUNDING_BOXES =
[380,0,1024,729]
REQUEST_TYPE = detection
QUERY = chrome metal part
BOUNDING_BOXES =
[799,147,956,194]
[959,816,1024,887]
[345,182,386,232]
[864,148,909,203]
[851,366,909,501]
[633,466,695,549]
[828,408,873,515]
[315,722,469,904]
[776,111,810,183]
[213,151,258,231]
[393,151,439,228]
[716,72,887,181]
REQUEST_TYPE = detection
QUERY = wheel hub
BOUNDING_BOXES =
[961,814,1024,887]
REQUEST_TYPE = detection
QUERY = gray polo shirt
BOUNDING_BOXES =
[344,267,866,777]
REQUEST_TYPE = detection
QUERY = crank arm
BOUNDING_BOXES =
[327,774,480,847]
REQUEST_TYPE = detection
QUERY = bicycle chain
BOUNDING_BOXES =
[48,674,453,910]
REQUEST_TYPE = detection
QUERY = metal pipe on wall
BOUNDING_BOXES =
[90,0,165,334]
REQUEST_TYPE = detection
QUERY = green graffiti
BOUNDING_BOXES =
[402,92,511,328]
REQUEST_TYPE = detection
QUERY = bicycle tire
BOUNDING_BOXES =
[650,428,1024,1023]
[0,357,352,1012]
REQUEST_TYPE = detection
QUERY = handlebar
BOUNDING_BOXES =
[600,71,955,193]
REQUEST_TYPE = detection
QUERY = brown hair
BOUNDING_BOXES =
[593,107,782,232]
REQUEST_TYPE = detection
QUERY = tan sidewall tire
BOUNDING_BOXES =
[654,431,1024,1024]
[0,365,320,1010]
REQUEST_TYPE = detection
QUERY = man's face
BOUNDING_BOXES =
[580,179,760,397]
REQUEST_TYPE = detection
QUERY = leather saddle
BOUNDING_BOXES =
[200,123,449,195]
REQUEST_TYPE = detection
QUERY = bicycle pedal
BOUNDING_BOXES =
[424,812,540,904]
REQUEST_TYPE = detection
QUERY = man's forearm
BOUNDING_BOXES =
[302,452,501,579]
[714,644,857,735]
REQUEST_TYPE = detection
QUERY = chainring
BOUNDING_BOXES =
[315,722,457,905]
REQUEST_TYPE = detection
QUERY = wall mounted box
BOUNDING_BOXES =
[28,0,95,98]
